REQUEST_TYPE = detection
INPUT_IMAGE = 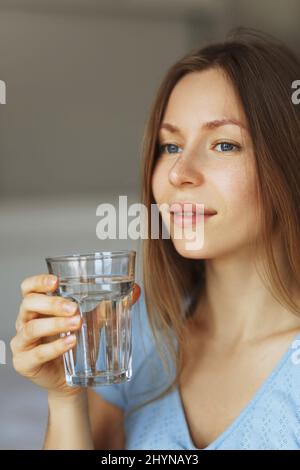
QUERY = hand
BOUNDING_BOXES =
[10,274,141,399]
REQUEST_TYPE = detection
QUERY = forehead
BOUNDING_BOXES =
[162,68,246,128]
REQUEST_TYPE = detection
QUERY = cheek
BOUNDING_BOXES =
[151,160,168,203]
[218,165,259,232]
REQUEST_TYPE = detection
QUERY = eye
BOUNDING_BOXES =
[158,143,183,155]
[214,142,241,153]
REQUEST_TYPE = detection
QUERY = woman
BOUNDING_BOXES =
[11,27,300,450]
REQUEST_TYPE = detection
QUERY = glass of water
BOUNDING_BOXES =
[45,250,136,387]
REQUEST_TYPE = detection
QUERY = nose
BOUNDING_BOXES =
[168,154,204,187]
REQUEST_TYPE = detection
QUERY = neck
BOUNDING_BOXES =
[194,237,298,344]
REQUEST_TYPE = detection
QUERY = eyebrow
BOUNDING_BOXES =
[159,118,245,135]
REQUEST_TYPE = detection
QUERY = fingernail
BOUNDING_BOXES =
[63,302,77,313]
[69,315,81,326]
[46,276,57,287]
[64,334,76,344]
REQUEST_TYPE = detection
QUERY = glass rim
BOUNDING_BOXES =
[45,250,136,263]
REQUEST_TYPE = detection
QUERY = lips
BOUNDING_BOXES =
[169,201,217,216]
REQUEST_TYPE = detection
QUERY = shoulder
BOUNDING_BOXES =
[125,285,176,407]
[91,283,155,411]
[268,332,300,447]
[93,284,175,411]
[277,331,300,410]
[289,333,300,388]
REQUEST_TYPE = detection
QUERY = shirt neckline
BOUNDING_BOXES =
[174,329,300,450]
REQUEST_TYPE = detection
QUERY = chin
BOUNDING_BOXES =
[171,239,214,259]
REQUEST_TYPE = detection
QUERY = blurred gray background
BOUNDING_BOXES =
[0,0,300,450]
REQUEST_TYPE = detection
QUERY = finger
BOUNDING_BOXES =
[12,315,82,352]
[12,334,77,376]
[17,294,78,330]
[132,283,141,305]
[20,274,58,297]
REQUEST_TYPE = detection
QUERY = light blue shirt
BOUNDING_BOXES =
[95,287,300,450]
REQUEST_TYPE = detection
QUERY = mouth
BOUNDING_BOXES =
[170,212,216,227]
[169,201,217,226]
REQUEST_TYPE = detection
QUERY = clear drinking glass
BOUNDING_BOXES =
[45,250,136,387]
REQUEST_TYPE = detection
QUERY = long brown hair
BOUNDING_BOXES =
[126,27,300,418]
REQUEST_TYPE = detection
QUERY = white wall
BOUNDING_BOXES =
[0,8,191,197]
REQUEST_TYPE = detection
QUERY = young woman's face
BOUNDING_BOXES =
[152,67,260,259]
